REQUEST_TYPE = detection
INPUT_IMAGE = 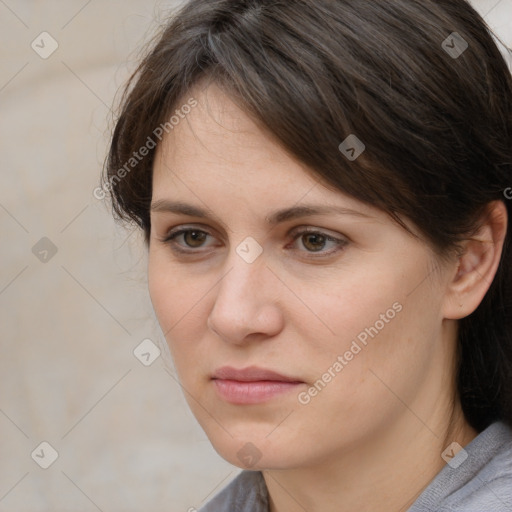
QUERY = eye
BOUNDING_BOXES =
[160,227,216,253]
[288,228,348,257]
[159,225,348,259]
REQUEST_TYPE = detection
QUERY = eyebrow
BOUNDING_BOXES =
[150,200,374,227]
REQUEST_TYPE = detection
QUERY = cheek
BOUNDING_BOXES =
[148,273,176,335]
[147,257,213,372]
[303,262,436,393]
[314,286,440,422]
[148,253,198,331]
[303,270,403,355]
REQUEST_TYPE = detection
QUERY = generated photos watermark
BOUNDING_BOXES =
[298,301,403,405]
[93,97,198,200]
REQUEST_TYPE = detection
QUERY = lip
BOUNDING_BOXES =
[211,366,304,404]
[212,365,302,382]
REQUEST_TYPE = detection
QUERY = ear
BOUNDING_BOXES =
[442,200,508,320]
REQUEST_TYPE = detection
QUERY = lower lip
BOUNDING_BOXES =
[212,379,303,404]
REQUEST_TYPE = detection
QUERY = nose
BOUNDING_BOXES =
[207,246,285,345]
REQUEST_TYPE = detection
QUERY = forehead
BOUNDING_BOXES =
[150,84,429,249]
[155,83,293,173]
[152,83,412,236]
[153,85,342,203]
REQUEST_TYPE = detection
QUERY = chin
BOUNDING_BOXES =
[202,426,304,471]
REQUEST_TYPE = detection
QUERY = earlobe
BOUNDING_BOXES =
[443,200,508,320]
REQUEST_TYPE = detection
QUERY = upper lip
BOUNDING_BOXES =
[212,366,303,383]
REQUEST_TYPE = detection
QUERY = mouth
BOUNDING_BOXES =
[211,366,305,404]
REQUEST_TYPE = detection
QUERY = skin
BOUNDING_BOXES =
[148,82,507,512]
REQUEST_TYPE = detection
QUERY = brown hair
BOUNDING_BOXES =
[104,0,512,432]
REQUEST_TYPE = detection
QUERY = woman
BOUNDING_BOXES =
[103,0,512,510]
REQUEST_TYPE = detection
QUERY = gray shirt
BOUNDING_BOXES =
[198,421,512,511]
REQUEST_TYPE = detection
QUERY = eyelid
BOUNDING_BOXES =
[287,227,348,257]
[160,225,218,249]
[288,225,347,240]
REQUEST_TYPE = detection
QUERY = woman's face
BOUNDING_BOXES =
[148,83,457,470]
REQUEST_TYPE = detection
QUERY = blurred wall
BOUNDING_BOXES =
[0,1,510,511]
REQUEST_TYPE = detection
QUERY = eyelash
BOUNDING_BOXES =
[159,226,348,259]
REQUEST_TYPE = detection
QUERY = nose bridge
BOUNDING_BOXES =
[217,241,268,308]
[207,239,282,341]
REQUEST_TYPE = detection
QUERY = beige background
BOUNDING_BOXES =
[0,1,511,511]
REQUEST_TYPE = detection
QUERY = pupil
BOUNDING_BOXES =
[186,231,206,247]
[304,234,325,251]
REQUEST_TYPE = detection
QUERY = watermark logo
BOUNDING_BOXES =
[441,441,468,468]
[236,442,262,468]
[134,338,161,366]
[339,134,366,161]
[442,32,468,59]
[32,237,58,263]
[236,236,263,264]
[31,32,59,59]
[31,441,59,469]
